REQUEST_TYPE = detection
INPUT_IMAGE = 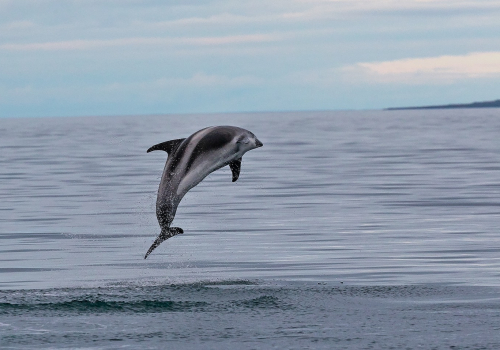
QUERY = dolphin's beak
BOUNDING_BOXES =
[255,138,263,148]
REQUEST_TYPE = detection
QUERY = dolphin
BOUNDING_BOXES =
[144,126,263,259]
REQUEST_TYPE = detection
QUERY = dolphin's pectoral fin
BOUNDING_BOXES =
[229,158,242,182]
[144,227,184,259]
[147,138,186,154]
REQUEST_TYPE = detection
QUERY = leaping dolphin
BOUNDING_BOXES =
[144,126,263,259]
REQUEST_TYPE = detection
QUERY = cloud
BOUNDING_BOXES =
[143,12,258,27]
[294,0,500,11]
[0,33,280,51]
[1,20,35,30]
[0,72,263,108]
[344,51,500,84]
[104,73,264,91]
[2,0,500,116]
[127,0,500,30]
[270,0,500,22]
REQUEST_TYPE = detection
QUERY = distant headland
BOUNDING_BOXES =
[387,99,500,110]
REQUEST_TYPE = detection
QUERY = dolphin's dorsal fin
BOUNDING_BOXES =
[147,138,185,154]
[229,158,242,182]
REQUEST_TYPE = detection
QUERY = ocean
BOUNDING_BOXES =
[1,110,500,349]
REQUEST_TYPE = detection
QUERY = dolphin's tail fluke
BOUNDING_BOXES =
[144,227,184,259]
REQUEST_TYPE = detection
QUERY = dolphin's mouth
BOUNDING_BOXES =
[255,139,263,148]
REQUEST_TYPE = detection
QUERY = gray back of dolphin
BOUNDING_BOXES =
[144,126,263,259]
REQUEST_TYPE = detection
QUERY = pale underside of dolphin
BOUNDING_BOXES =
[144,126,263,259]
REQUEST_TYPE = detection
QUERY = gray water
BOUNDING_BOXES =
[1,110,500,349]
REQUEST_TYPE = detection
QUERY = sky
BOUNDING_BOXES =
[1,0,500,117]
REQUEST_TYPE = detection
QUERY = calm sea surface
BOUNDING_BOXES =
[1,110,500,349]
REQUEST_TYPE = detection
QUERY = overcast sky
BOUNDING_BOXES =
[1,0,500,117]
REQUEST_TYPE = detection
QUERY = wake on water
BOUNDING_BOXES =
[2,280,500,349]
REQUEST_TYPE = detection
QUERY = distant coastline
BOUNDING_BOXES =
[387,99,500,110]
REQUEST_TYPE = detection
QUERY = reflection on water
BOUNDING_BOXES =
[1,110,500,289]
